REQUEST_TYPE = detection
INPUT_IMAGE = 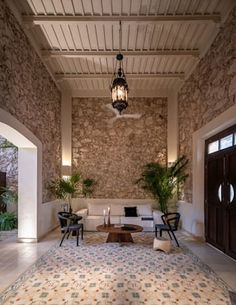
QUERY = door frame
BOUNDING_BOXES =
[178,104,236,237]
[205,125,236,254]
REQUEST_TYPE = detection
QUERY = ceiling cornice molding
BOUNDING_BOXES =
[55,73,185,81]
[42,50,199,59]
[22,14,221,25]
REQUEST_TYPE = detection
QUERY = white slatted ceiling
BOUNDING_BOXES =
[15,0,234,96]
[49,56,195,74]
[23,0,227,16]
[40,22,212,52]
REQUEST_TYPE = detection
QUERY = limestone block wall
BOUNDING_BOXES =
[72,97,167,199]
[0,0,61,202]
[0,135,18,191]
[178,7,236,202]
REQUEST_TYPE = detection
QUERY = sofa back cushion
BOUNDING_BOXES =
[110,204,124,216]
[137,204,153,216]
[87,202,153,216]
[88,202,125,216]
[88,202,108,216]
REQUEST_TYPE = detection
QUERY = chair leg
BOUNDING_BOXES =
[81,224,84,240]
[171,231,180,247]
[60,230,68,247]
[167,231,172,240]
[67,231,71,239]
[160,229,162,237]
[155,226,158,238]
[76,229,79,246]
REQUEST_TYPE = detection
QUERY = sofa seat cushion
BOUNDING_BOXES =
[120,216,142,226]
[108,216,121,224]
[140,219,154,230]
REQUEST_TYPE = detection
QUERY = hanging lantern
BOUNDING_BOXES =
[111,53,128,114]
[110,22,129,115]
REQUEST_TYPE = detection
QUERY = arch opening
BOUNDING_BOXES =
[0,109,42,242]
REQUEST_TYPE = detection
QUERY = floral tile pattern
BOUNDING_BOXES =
[0,233,231,305]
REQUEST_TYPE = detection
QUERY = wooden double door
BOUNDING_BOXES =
[205,135,236,260]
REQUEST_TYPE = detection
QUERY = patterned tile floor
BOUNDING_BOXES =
[0,232,232,305]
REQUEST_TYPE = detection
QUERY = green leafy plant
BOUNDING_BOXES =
[82,178,96,197]
[49,172,81,212]
[0,212,17,231]
[0,187,18,207]
[136,156,188,214]
[0,140,17,149]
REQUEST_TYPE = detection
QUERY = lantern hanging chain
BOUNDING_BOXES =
[119,20,122,71]
[119,20,122,54]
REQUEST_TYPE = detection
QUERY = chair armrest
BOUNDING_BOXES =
[153,210,163,224]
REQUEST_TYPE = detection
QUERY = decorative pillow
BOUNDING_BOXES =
[124,206,137,217]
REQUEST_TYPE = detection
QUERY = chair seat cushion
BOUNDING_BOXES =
[62,224,82,231]
[155,224,175,230]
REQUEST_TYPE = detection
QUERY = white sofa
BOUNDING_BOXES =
[75,202,163,232]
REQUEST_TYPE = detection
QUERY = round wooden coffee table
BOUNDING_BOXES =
[96,224,143,243]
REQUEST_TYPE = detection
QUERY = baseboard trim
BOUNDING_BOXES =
[17,237,38,243]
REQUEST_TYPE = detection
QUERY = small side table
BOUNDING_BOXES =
[153,237,171,253]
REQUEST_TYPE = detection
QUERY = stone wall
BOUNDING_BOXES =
[72,97,167,199]
[178,7,236,202]
[0,0,61,202]
[0,135,18,191]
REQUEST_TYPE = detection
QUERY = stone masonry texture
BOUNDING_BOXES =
[72,97,167,199]
[178,7,236,203]
[0,0,61,202]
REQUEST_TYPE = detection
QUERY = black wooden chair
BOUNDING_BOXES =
[155,212,180,247]
[58,212,83,246]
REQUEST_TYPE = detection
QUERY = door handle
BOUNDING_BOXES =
[218,184,222,202]
[229,184,234,204]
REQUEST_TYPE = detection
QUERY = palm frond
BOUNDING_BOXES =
[136,156,188,213]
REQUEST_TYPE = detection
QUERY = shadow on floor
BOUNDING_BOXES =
[229,291,236,305]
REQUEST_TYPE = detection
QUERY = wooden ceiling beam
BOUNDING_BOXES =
[71,89,173,98]
[55,73,185,81]
[23,14,221,25]
[42,49,199,58]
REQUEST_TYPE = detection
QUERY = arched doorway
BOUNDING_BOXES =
[0,109,42,242]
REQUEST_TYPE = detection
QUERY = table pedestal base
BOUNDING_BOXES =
[106,232,134,243]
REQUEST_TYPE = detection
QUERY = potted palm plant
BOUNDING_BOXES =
[82,178,96,198]
[49,172,81,213]
[136,156,188,214]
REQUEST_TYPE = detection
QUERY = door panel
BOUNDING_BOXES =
[205,156,225,251]
[225,152,236,259]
